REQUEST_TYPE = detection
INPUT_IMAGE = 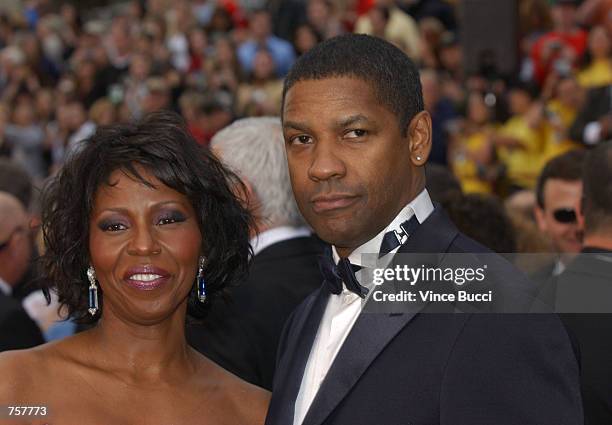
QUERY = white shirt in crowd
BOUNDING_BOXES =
[293,189,435,425]
[250,226,312,256]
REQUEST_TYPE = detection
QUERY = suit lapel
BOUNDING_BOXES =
[271,286,330,425]
[301,205,459,425]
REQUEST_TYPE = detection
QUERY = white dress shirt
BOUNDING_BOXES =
[293,190,434,425]
[0,276,12,296]
[250,226,312,256]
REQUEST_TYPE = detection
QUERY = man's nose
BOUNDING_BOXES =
[308,138,347,182]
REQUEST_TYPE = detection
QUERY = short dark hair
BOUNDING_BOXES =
[443,194,517,253]
[282,34,424,134]
[535,149,586,208]
[582,142,612,234]
[39,111,252,323]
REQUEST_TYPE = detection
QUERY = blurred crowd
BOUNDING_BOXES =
[0,0,610,185]
[0,0,611,271]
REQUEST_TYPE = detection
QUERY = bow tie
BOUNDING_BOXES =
[319,248,367,298]
[379,215,420,257]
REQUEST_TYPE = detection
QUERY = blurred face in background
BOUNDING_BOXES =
[588,26,611,59]
[250,12,272,41]
[0,194,32,286]
[467,92,491,125]
[551,4,577,32]
[252,50,276,81]
[535,178,583,254]
[508,89,532,116]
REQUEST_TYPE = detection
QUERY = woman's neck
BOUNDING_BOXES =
[86,303,197,385]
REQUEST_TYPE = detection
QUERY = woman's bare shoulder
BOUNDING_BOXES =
[0,347,45,401]
[196,355,270,425]
[0,333,91,401]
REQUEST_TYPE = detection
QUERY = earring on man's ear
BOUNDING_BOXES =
[416,155,422,161]
[86,266,99,316]
[196,256,207,303]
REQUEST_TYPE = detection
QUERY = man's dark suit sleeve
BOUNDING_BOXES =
[440,314,583,425]
[0,309,44,352]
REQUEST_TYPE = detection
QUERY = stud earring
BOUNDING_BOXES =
[416,155,422,161]
[197,256,207,303]
[86,266,99,316]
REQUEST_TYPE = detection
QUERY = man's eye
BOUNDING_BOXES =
[345,129,367,138]
[291,135,313,145]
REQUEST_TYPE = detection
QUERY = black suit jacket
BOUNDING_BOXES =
[569,84,611,145]
[0,290,44,352]
[266,207,583,425]
[548,248,612,425]
[187,235,323,390]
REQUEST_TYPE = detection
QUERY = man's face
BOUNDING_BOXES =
[535,179,582,254]
[282,77,420,252]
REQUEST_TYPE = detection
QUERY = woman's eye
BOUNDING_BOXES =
[99,221,127,232]
[345,129,367,138]
[157,213,186,225]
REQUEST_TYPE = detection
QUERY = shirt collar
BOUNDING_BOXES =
[250,226,312,256]
[332,189,434,267]
[0,277,12,296]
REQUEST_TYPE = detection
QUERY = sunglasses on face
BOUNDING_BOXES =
[553,208,577,223]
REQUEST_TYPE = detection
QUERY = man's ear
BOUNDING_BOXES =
[534,205,548,232]
[408,111,432,167]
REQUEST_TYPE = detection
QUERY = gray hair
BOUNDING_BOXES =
[211,117,304,228]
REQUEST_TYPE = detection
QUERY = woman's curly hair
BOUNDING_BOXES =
[39,111,253,323]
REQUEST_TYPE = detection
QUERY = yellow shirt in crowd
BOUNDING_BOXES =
[577,59,612,88]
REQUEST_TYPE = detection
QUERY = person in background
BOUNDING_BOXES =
[530,0,588,86]
[545,141,612,425]
[449,90,498,194]
[492,81,549,191]
[577,26,612,88]
[237,9,295,77]
[354,0,422,60]
[569,83,611,146]
[188,117,322,391]
[443,193,517,254]
[0,191,44,352]
[1,96,46,182]
[420,68,456,166]
[236,49,284,117]
[534,149,586,281]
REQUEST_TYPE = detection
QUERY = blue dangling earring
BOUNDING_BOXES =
[86,266,99,316]
[197,256,206,303]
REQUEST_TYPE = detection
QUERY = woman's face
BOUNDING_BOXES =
[88,167,202,325]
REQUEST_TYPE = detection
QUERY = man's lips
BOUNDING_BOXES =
[311,194,360,213]
[123,265,171,291]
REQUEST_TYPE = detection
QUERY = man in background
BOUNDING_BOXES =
[534,149,586,280]
[0,191,43,351]
[187,117,322,390]
[555,142,612,425]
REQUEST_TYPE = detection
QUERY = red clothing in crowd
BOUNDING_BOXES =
[530,29,588,85]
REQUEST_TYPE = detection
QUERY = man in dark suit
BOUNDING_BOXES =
[187,117,322,390]
[0,192,44,351]
[552,142,612,425]
[569,84,612,146]
[266,34,582,425]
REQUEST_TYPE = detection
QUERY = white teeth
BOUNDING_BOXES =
[129,274,162,282]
